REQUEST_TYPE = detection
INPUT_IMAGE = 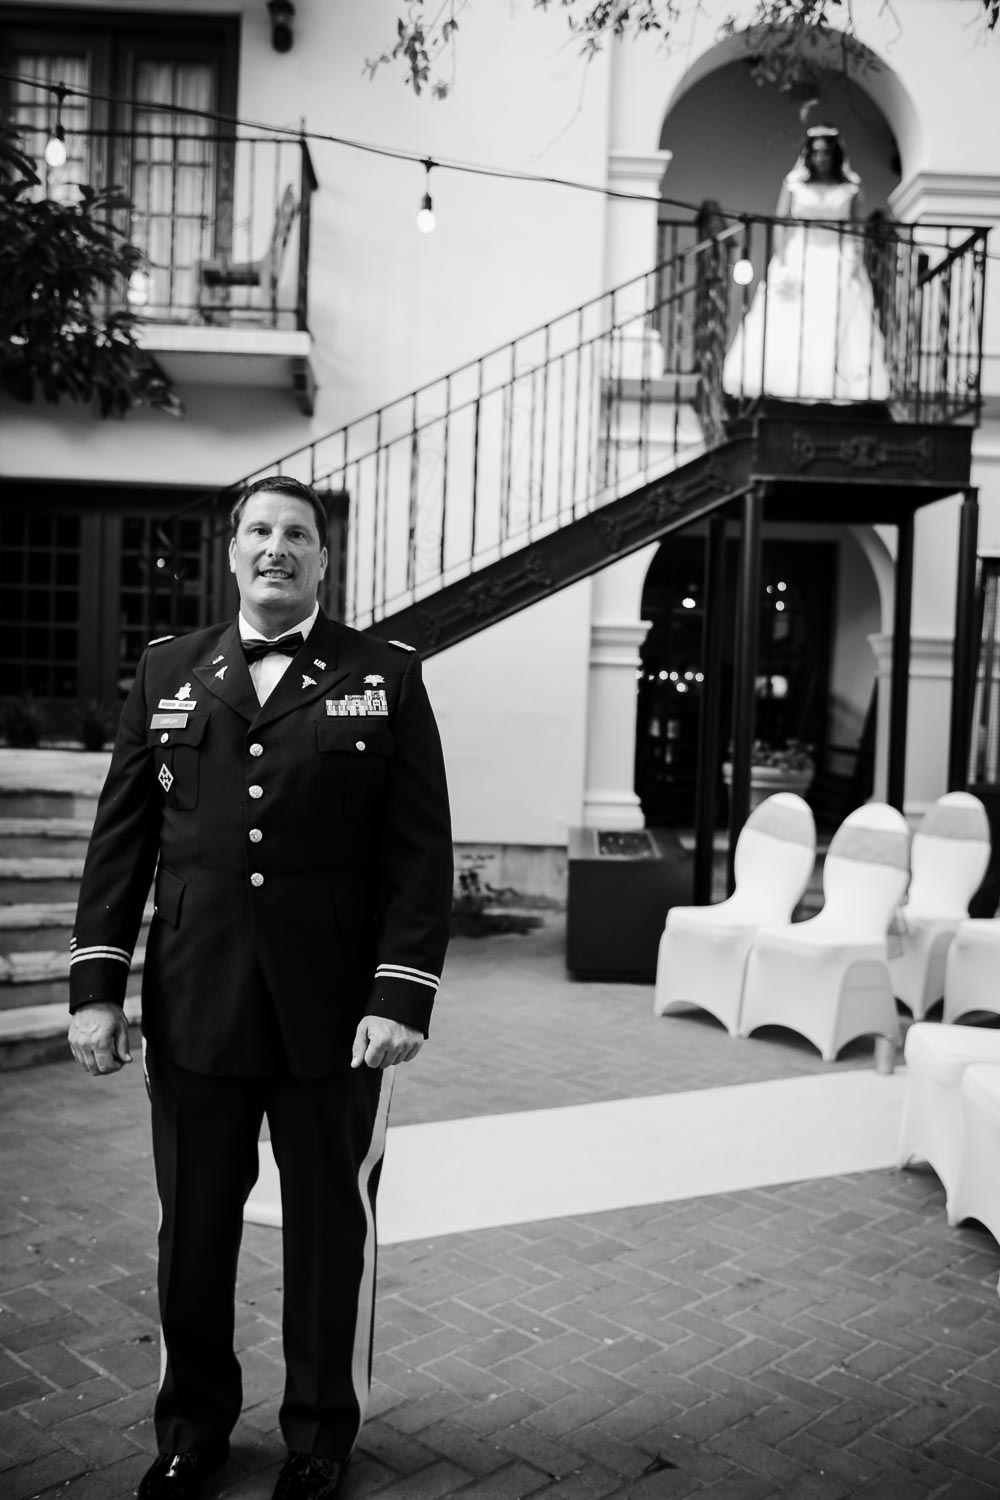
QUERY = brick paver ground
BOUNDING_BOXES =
[3,916,1000,1498]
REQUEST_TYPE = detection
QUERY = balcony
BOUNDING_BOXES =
[35,128,318,411]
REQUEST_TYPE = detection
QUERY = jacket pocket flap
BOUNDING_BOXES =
[154,867,185,928]
[147,712,209,748]
[316,722,394,756]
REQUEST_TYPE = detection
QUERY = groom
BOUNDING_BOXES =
[67,475,454,1500]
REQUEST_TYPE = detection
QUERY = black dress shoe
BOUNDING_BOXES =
[271,1451,348,1499]
[138,1446,229,1499]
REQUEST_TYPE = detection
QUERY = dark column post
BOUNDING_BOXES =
[887,512,914,811]
[948,488,980,790]
[727,485,763,891]
[693,515,728,903]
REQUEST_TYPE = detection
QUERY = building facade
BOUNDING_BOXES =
[2,0,998,892]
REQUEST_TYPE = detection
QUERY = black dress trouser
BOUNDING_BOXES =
[144,1048,393,1460]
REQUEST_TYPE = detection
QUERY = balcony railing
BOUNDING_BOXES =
[29,128,317,329]
[656,209,988,431]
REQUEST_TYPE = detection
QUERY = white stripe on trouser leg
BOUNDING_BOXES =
[143,1040,169,1390]
[349,1066,395,1443]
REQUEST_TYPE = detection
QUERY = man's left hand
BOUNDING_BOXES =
[351,1016,424,1070]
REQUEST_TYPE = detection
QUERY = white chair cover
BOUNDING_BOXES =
[739,802,911,1060]
[895,1021,1000,1220]
[890,793,990,1019]
[949,1064,1000,1290]
[944,916,1000,1024]
[653,793,816,1036]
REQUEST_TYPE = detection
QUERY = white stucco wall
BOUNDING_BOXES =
[4,0,999,845]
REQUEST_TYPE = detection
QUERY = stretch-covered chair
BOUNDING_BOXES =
[653,793,815,1036]
[949,1064,1000,1292]
[944,916,1000,1024]
[739,802,911,1061]
[896,1021,1000,1219]
[890,792,990,1020]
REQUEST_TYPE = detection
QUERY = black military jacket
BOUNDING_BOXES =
[69,611,453,1077]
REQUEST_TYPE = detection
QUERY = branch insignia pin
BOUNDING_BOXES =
[215,665,228,680]
[302,674,317,688]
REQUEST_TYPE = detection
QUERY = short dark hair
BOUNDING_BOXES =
[230,475,328,549]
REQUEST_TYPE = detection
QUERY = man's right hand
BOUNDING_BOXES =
[68,1003,132,1076]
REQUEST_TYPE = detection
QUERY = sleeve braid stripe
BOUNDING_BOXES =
[375,964,440,991]
[70,947,132,968]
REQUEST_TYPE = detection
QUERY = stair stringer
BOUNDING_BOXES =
[363,436,753,657]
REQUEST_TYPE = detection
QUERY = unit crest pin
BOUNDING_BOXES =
[175,682,193,702]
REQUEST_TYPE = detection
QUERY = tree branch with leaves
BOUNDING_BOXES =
[0,121,181,419]
[368,0,997,99]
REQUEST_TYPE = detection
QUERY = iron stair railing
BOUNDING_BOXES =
[161,212,988,653]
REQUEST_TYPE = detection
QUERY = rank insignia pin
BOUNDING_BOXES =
[364,674,385,686]
[313,659,326,670]
[215,665,228,680]
[302,674,317,688]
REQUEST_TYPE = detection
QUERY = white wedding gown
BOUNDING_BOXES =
[723,177,889,402]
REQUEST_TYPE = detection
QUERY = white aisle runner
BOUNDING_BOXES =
[244,1069,907,1245]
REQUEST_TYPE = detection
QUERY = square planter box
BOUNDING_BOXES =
[566,826,693,982]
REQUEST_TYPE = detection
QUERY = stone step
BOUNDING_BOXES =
[0,857,86,904]
[0,992,142,1071]
[0,900,153,954]
[1,818,95,858]
[0,944,146,1011]
[0,788,100,821]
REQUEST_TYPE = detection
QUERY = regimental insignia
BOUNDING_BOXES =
[211,654,225,665]
[176,682,194,702]
[364,674,385,686]
[215,665,228,680]
[313,658,326,670]
[326,690,389,717]
[157,763,174,794]
[302,674,317,688]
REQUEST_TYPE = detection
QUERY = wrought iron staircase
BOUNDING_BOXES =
[219,211,987,654]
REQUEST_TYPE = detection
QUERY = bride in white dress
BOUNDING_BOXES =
[723,125,889,402]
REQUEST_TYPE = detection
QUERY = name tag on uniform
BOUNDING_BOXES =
[326,690,388,717]
[151,712,189,729]
[158,698,197,711]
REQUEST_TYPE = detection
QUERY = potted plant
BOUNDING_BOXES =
[722,738,816,811]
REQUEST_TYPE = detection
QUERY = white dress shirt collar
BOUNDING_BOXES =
[238,603,319,643]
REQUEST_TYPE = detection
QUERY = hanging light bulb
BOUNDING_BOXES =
[416,158,436,234]
[44,123,67,168]
[733,258,754,286]
[44,83,68,168]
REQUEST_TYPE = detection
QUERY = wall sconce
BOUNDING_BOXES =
[266,0,295,52]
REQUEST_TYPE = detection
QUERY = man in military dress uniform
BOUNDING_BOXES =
[67,476,453,1500]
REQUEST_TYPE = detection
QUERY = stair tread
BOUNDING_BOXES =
[0,901,153,929]
[0,818,94,837]
[0,993,141,1042]
[0,856,86,877]
[0,946,146,985]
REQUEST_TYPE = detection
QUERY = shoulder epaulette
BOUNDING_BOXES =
[148,635,176,647]
[388,639,416,653]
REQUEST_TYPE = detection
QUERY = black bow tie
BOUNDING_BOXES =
[242,631,305,664]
